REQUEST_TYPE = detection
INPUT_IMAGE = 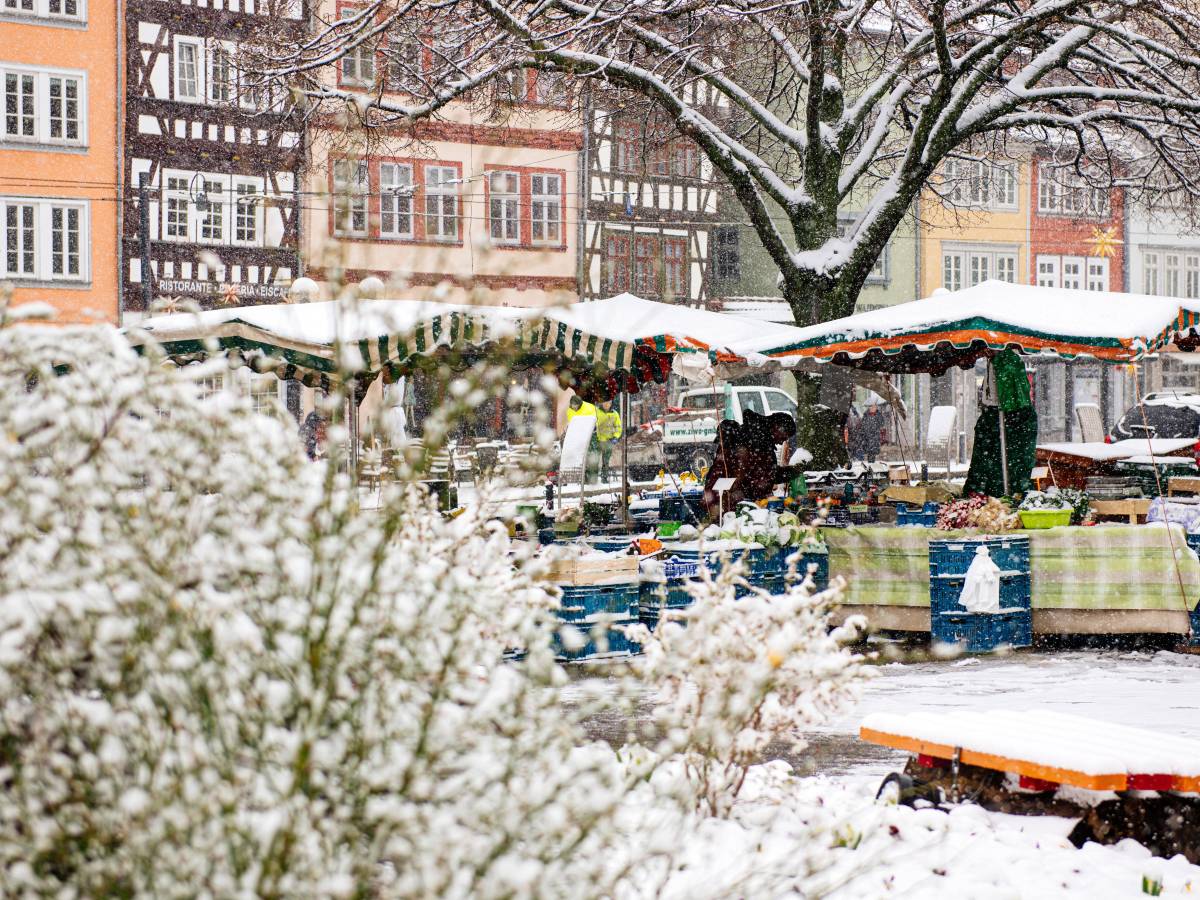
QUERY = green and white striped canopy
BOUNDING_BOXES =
[128,294,806,389]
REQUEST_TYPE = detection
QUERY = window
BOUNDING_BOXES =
[942,245,1018,290]
[766,392,798,417]
[164,176,190,240]
[1143,251,1160,295]
[739,391,766,416]
[197,178,226,242]
[343,43,375,85]
[1036,256,1059,288]
[1061,256,1084,290]
[209,45,233,104]
[49,204,80,277]
[530,173,561,245]
[1037,164,1109,218]
[1,0,83,22]
[488,171,519,244]
[1141,248,1200,297]
[663,236,686,298]
[4,71,35,138]
[424,165,458,241]
[46,75,79,141]
[1,67,84,146]
[175,40,202,101]
[633,236,657,295]
[713,227,740,282]
[615,123,639,174]
[234,183,258,244]
[4,202,34,276]
[942,159,1018,210]
[671,142,699,178]
[387,37,422,92]
[1036,254,1109,291]
[532,70,567,107]
[380,162,413,238]
[245,372,284,416]
[0,197,87,281]
[332,159,368,236]
[501,69,532,102]
[604,232,630,293]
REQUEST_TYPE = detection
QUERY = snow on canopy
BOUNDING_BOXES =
[127,293,815,389]
[739,281,1200,375]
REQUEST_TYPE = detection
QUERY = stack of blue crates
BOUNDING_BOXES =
[928,536,1032,652]
[1187,534,1200,646]
[640,545,830,629]
[896,502,940,527]
[554,582,641,661]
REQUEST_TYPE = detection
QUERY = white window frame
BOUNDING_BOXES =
[1186,254,1200,300]
[332,159,369,237]
[1036,255,1060,288]
[1165,252,1182,298]
[174,37,204,102]
[208,41,234,105]
[1037,163,1109,218]
[342,43,375,85]
[1086,257,1109,292]
[1,64,86,147]
[162,173,192,242]
[943,244,1019,290]
[837,213,890,284]
[1,0,85,24]
[1140,247,1200,297]
[488,170,520,245]
[424,165,458,242]
[379,162,413,239]
[1061,255,1085,290]
[942,159,1017,210]
[1143,251,1161,295]
[196,176,228,244]
[0,196,88,282]
[232,178,263,247]
[530,172,561,246]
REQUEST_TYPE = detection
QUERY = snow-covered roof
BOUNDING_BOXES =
[128,294,810,387]
[739,281,1200,373]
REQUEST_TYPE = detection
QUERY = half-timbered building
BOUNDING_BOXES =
[581,101,725,307]
[121,0,304,316]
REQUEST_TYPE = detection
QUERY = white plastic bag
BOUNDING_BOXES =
[958,545,1001,614]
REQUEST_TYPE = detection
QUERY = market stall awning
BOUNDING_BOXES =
[127,294,813,396]
[740,281,1200,374]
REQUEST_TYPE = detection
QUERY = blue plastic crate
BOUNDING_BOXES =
[896,502,939,527]
[933,609,1032,652]
[1189,603,1200,647]
[557,583,639,622]
[1187,533,1200,556]
[668,545,792,576]
[929,536,1030,578]
[587,537,641,554]
[930,573,1031,616]
[554,617,642,661]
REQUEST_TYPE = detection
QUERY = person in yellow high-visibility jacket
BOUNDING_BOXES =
[594,399,623,483]
[566,394,597,422]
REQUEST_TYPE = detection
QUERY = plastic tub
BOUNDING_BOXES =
[1018,508,1072,529]
[657,521,683,538]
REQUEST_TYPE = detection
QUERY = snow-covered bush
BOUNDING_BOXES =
[0,323,656,897]
[631,562,864,817]
[0,316,871,897]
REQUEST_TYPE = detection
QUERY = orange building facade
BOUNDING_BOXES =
[0,0,121,323]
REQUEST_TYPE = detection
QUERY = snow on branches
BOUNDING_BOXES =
[251,0,1200,322]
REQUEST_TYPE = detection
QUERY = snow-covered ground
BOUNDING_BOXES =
[583,650,1200,897]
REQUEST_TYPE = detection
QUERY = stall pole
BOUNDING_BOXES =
[621,389,631,528]
[348,381,360,486]
[998,407,1010,495]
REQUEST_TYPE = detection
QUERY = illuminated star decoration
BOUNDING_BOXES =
[218,283,240,306]
[1086,225,1123,259]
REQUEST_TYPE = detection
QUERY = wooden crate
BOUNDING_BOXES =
[1090,498,1152,524]
[543,554,640,586]
[1169,476,1200,496]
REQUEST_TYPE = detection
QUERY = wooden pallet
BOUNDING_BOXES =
[542,554,639,586]
[1089,498,1152,524]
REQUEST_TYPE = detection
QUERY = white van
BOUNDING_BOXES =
[661,385,798,475]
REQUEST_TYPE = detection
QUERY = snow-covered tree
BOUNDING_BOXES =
[257,0,1200,324]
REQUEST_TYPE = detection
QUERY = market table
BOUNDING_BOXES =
[1035,439,1195,490]
[823,524,1197,635]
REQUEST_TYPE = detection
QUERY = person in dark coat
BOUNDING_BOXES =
[300,411,327,460]
[703,411,805,520]
[845,406,863,462]
[859,404,886,463]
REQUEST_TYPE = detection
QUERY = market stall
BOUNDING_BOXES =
[741,280,1200,642]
